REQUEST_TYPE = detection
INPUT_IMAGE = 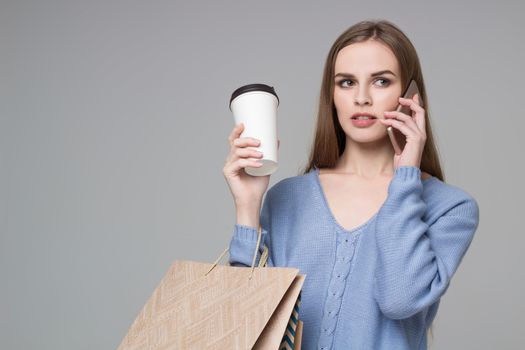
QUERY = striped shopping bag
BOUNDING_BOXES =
[278,292,302,350]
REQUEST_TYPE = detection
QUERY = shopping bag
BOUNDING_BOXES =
[118,225,306,349]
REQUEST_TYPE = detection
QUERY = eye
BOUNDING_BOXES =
[337,79,354,88]
[375,78,391,87]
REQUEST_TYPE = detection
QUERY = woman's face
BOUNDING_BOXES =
[333,40,403,144]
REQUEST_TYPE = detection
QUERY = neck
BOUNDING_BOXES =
[333,137,395,179]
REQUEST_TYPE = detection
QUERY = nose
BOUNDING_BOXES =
[354,86,372,105]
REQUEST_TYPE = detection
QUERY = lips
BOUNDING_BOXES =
[350,112,378,128]
[351,113,377,120]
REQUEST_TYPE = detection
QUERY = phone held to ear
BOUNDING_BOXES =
[386,80,423,155]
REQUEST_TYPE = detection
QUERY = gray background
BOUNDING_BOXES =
[1,0,523,349]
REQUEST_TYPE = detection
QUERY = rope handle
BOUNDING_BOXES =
[204,224,268,279]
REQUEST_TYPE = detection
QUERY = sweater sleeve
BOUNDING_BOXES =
[228,190,274,267]
[373,166,479,320]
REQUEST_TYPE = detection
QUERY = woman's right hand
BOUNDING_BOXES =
[223,122,279,208]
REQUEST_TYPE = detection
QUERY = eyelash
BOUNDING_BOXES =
[337,78,391,88]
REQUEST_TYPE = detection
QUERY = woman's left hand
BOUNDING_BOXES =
[379,93,427,169]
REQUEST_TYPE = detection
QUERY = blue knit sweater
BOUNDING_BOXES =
[229,166,479,350]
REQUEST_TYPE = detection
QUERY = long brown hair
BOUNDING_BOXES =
[301,19,445,182]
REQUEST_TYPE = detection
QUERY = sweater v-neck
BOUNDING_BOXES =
[311,167,435,233]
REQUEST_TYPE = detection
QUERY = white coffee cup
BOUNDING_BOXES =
[229,84,279,176]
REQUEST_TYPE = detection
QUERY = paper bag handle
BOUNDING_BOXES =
[205,224,268,279]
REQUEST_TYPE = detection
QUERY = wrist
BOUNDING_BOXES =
[236,206,260,228]
[234,197,262,210]
[235,197,261,225]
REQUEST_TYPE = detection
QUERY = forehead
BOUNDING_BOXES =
[334,40,399,75]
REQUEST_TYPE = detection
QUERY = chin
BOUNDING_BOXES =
[345,130,389,144]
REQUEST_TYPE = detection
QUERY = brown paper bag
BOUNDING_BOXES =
[118,225,305,349]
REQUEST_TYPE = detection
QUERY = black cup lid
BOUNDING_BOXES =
[229,83,279,110]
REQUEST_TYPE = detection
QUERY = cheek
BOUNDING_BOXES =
[377,90,401,110]
[333,90,349,110]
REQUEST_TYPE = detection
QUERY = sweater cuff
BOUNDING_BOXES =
[234,224,267,245]
[394,166,422,182]
[387,166,423,195]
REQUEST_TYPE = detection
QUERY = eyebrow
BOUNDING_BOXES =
[334,70,396,79]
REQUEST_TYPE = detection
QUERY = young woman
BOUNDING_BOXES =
[223,20,479,350]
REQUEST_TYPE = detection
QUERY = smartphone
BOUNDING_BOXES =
[386,79,423,155]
